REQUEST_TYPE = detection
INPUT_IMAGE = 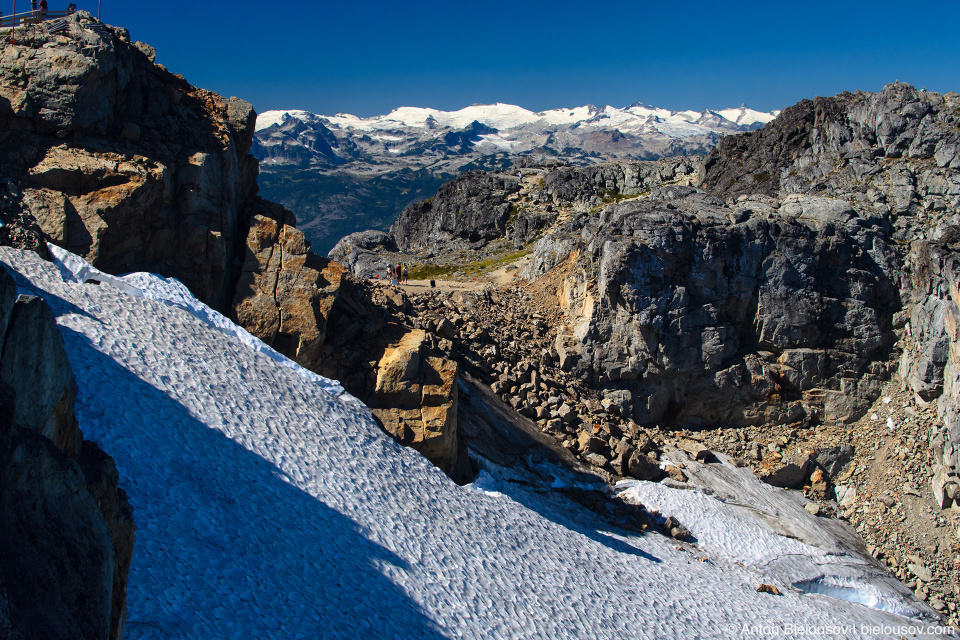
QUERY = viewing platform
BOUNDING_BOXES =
[0,8,76,29]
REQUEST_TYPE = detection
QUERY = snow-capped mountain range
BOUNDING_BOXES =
[257,101,777,139]
[251,101,780,254]
[254,101,778,166]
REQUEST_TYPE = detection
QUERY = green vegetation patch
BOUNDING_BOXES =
[407,246,534,282]
[408,263,458,280]
[601,190,640,205]
[753,172,772,183]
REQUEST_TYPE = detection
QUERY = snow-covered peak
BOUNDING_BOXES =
[256,109,325,131]
[716,105,780,127]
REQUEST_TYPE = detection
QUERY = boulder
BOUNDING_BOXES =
[368,330,462,477]
[627,452,662,481]
[577,432,605,454]
[0,295,81,457]
[814,445,855,479]
[759,450,812,489]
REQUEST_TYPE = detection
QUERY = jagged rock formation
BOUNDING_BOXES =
[0,12,260,311]
[232,198,347,366]
[0,265,134,640]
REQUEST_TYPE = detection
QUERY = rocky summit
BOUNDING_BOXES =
[3,11,960,638]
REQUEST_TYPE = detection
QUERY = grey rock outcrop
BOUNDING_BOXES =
[392,171,520,253]
[328,230,398,279]
[701,83,960,238]
[525,187,899,428]
[898,229,960,508]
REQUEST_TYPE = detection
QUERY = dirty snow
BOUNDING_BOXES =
[1,246,954,640]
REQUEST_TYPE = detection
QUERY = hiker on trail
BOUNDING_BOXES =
[67,2,77,12]
[31,1,38,10]
[38,0,47,15]
[402,265,409,284]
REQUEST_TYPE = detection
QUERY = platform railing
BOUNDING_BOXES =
[0,9,72,29]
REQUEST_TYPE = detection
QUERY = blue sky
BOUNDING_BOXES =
[88,0,960,117]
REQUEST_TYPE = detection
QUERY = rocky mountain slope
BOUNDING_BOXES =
[332,83,960,625]
[252,102,777,254]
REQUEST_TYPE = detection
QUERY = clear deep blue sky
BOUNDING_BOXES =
[80,0,960,117]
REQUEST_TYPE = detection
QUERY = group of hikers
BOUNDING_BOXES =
[387,263,409,285]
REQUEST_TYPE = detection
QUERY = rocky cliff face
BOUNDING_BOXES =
[698,83,960,508]
[0,14,464,486]
[0,12,258,311]
[527,189,900,428]
[0,265,134,640]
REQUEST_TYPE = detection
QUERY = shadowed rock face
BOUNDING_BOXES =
[0,265,134,640]
[1,294,81,457]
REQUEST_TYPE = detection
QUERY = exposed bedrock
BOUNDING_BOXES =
[529,188,900,429]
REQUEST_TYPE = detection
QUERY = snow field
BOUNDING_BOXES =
[1,247,950,639]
